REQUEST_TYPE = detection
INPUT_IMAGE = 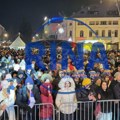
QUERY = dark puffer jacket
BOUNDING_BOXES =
[98,88,113,113]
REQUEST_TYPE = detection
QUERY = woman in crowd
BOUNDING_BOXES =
[97,81,113,120]
[16,74,40,120]
[39,78,53,120]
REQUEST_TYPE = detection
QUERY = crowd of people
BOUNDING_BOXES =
[0,47,120,120]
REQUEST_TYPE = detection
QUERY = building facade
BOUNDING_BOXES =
[66,17,120,50]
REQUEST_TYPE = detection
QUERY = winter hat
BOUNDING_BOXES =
[82,78,91,86]
[25,75,34,85]
[41,73,53,82]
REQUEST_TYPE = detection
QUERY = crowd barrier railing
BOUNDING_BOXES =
[58,100,120,120]
[1,100,120,120]
[0,103,55,120]
[0,105,19,120]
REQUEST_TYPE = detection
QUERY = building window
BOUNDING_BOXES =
[108,30,111,37]
[80,30,84,37]
[114,30,118,37]
[108,21,112,25]
[101,21,107,25]
[78,22,83,25]
[113,21,118,25]
[69,31,72,37]
[96,21,99,25]
[69,23,72,26]
[89,21,95,25]
[102,30,105,37]
[89,31,92,37]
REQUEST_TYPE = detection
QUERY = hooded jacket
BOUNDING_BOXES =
[55,76,77,114]
[39,82,53,119]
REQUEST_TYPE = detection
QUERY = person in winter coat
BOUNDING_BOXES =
[97,81,113,120]
[76,78,96,120]
[113,72,120,99]
[113,72,120,119]
[39,79,53,120]
[55,76,77,120]
[0,80,16,120]
[16,74,40,120]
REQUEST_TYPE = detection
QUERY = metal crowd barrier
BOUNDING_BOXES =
[0,103,55,120]
[58,100,120,120]
[19,103,55,120]
[1,100,120,120]
[0,105,19,120]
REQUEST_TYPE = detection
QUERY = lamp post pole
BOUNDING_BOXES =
[116,0,120,16]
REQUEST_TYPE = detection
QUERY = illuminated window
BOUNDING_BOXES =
[108,30,111,37]
[113,21,118,25]
[80,31,84,37]
[78,22,83,25]
[89,21,95,25]
[96,21,99,25]
[108,21,112,25]
[89,31,92,37]
[101,21,107,25]
[114,30,118,37]
[69,23,72,26]
[102,30,105,37]
[69,31,72,37]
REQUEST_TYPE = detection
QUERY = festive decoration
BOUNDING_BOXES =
[50,41,57,70]
[87,42,109,70]
[26,17,109,72]
[25,41,46,70]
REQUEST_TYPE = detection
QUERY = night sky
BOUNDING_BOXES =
[0,0,97,40]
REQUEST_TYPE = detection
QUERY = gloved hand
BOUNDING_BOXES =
[20,104,31,111]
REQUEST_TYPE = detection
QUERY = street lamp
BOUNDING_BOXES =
[44,16,48,21]
[4,33,8,38]
[35,34,39,37]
